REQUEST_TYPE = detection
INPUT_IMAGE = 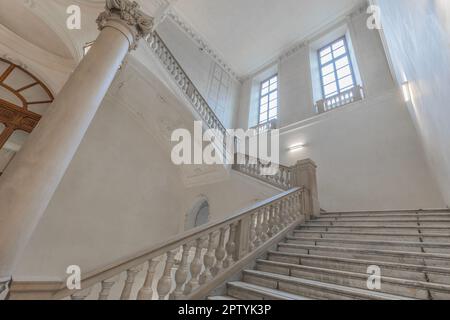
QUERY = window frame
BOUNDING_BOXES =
[258,74,278,126]
[318,36,356,99]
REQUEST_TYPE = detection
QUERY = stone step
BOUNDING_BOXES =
[285,236,450,254]
[207,295,238,300]
[267,250,450,285]
[293,230,450,243]
[304,220,450,227]
[315,217,450,222]
[321,210,450,218]
[226,281,311,300]
[255,260,450,299]
[297,224,450,234]
[242,270,412,300]
[277,242,450,268]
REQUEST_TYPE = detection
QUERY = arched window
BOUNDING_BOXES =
[185,197,210,231]
[0,58,53,174]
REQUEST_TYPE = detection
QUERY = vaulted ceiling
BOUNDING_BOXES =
[173,0,365,77]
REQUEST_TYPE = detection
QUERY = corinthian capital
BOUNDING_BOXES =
[97,0,154,50]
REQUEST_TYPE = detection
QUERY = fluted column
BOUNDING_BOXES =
[0,0,153,281]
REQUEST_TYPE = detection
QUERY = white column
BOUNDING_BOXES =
[0,0,153,281]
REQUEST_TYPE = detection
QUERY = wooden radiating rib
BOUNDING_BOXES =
[17,82,39,92]
[27,100,53,105]
[0,65,15,83]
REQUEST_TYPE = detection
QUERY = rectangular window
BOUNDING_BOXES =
[259,74,278,125]
[318,37,356,99]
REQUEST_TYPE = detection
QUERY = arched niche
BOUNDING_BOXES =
[185,196,211,231]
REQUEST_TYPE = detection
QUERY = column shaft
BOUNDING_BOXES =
[0,25,131,280]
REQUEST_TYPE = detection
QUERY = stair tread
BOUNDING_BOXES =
[267,250,450,274]
[278,242,450,259]
[322,210,450,216]
[243,270,413,300]
[303,223,450,228]
[256,259,450,291]
[208,296,238,300]
[228,281,311,300]
[294,230,450,238]
[286,236,450,248]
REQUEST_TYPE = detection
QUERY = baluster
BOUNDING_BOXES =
[120,266,142,300]
[271,203,281,236]
[98,276,120,300]
[290,195,297,222]
[261,206,270,241]
[137,258,160,300]
[249,213,258,251]
[170,244,191,300]
[71,288,92,300]
[184,238,203,295]
[223,223,237,268]
[282,198,289,227]
[254,210,263,248]
[200,232,216,284]
[212,227,227,276]
[156,250,178,300]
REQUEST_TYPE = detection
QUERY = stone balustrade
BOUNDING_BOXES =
[233,154,294,190]
[5,187,309,300]
[316,85,364,114]
[147,32,227,139]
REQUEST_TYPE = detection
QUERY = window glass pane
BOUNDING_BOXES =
[321,64,334,76]
[320,53,333,65]
[324,82,337,96]
[337,66,351,79]
[270,77,278,85]
[269,109,277,118]
[322,73,336,85]
[262,81,269,89]
[338,75,354,89]
[332,40,344,50]
[269,83,277,92]
[260,103,268,113]
[261,95,268,105]
[333,46,346,58]
[261,87,269,96]
[260,112,267,122]
[335,56,349,69]
[269,91,278,101]
[269,100,277,109]
[320,46,331,57]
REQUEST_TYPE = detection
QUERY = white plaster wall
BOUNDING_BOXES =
[280,89,445,212]
[375,0,450,207]
[156,19,241,129]
[13,95,187,280]
[236,9,445,211]
[182,171,280,230]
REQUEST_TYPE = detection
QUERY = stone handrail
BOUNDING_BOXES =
[250,119,278,133]
[147,32,227,138]
[233,153,294,190]
[5,187,308,300]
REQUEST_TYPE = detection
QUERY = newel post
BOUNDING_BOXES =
[292,159,320,219]
[235,216,252,260]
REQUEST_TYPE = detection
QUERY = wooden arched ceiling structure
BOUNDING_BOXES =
[0,58,54,149]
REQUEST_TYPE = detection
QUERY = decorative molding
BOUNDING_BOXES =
[166,10,240,82]
[97,0,154,50]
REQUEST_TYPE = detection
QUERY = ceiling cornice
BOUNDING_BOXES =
[166,9,241,82]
